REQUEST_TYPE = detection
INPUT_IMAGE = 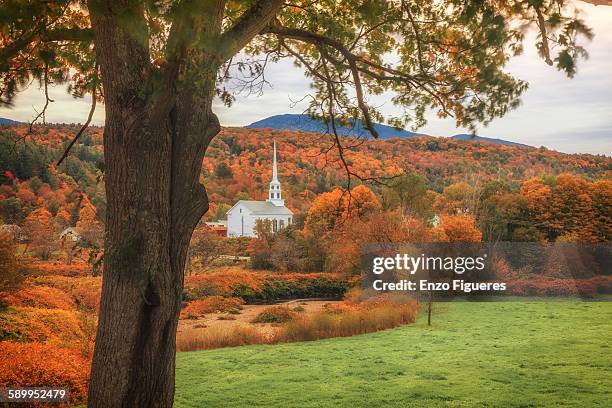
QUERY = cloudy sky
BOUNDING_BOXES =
[1,1,610,155]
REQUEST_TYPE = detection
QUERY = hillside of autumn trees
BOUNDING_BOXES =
[0,123,610,244]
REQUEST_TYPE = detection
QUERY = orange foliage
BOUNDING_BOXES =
[435,215,482,242]
[520,173,608,241]
[22,208,57,259]
[180,296,244,319]
[304,185,381,234]
[31,276,102,312]
[0,307,85,346]
[0,342,90,405]
[1,286,74,310]
[184,268,265,298]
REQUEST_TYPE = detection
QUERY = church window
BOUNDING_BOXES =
[280,220,285,229]
[273,219,278,232]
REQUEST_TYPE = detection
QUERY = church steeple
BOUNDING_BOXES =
[267,140,284,206]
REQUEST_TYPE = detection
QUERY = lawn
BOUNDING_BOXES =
[175,300,612,407]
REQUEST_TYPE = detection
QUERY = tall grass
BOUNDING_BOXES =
[177,295,419,351]
[276,301,418,343]
[177,326,270,352]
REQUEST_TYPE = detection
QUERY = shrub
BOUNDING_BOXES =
[0,231,30,292]
[250,274,352,303]
[180,296,244,319]
[30,276,101,312]
[0,341,89,405]
[183,268,264,300]
[252,306,295,323]
[183,268,354,303]
[0,307,85,346]
[1,286,75,310]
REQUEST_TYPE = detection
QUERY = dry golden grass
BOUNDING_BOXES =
[177,326,270,352]
[176,294,419,351]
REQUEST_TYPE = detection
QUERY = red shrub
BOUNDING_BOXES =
[0,307,86,347]
[0,342,90,405]
[1,286,75,310]
[180,296,244,319]
[30,276,101,312]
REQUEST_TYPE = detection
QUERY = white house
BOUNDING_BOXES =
[226,141,293,237]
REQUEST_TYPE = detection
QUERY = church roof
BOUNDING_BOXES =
[228,200,293,215]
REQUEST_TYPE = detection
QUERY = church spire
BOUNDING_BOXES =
[267,140,284,206]
[272,140,278,182]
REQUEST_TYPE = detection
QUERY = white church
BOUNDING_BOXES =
[226,141,293,237]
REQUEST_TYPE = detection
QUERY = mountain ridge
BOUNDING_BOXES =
[247,114,530,148]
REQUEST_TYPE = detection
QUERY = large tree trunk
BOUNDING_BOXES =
[88,98,219,407]
[85,0,284,404]
[86,2,222,406]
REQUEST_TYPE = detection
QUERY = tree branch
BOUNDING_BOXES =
[534,6,553,66]
[0,27,93,62]
[58,87,97,166]
[29,63,53,133]
[216,0,285,62]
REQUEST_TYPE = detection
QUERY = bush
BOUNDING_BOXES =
[30,276,102,312]
[183,268,354,303]
[252,306,295,323]
[180,296,244,319]
[0,341,89,405]
[249,274,352,303]
[0,307,85,346]
[1,286,75,310]
[0,231,29,292]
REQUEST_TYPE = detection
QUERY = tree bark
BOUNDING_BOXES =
[87,87,219,407]
[84,0,285,405]
[86,2,222,406]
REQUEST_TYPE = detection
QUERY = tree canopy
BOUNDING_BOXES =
[1,0,592,135]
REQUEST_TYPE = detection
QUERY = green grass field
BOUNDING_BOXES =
[175,300,612,407]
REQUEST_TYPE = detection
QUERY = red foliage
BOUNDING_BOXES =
[0,342,90,405]
[1,286,74,310]
[0,307,86,346]
[180,296,244,319]
[434,214,482,242]
[31,276,102,312]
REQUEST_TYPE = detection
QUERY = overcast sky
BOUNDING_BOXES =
[1,1,610,155]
